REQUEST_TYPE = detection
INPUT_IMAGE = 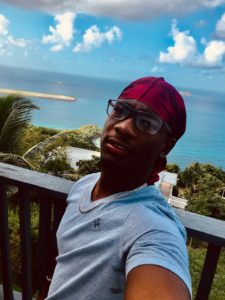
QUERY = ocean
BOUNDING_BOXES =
[0,65,224,170]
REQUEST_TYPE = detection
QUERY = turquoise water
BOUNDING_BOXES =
[0,65,224,170]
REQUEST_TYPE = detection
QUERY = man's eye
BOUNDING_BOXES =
[114,105,122,112]
[139,118,152,129]
[113,104,124,114]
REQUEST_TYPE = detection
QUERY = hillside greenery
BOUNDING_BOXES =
[20,124,100,155]
[166,162,225,220]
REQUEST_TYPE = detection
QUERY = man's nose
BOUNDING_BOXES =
[114,116,137,137]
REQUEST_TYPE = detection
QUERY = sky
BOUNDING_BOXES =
[0,0,225,91]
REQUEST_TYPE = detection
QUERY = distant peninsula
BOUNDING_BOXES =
[179,90,192,96]
[0,88,76,101]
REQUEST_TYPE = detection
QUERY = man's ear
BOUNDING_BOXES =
[161,137,177,156]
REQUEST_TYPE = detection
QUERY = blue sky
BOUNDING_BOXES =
[0,1,225,91]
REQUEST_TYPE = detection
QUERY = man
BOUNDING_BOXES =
[47,77,192,299]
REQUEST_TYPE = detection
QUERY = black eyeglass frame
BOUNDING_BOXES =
[106,99,172,136]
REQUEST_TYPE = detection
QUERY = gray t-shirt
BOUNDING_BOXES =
[47,173,191,299]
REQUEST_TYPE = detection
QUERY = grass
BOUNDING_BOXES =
[188,246,225,299]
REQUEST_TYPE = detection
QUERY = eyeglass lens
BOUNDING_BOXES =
[107,100,162,135]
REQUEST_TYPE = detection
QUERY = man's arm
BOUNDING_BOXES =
[125,265,191,300]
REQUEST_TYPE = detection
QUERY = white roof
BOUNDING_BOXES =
[155,171,178,188]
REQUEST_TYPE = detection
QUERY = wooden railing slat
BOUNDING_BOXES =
[18,187,32,300]
[52,200,67,237]
[36,199,67,300]
[0,182,14,300]
[195,243,221,300]
[37,196,52,290]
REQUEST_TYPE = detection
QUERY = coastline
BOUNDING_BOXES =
[179,90,192,96]
[0,88,76,101]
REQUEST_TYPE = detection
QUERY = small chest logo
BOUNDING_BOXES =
[93,218,101,230]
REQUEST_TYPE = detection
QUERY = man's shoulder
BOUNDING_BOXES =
[69,172,100,193]
[125,187,186,238]
[128,185,172,214]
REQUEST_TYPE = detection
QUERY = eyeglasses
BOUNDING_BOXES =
[106,99,172,136]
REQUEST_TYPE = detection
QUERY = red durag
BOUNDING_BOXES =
[118,77,186,184]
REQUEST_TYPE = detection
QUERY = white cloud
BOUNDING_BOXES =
[150,65,163,73]
[215,13,225,38]
[198,40,225,66]
[159,20,225,68]
[200,0,225,7]
[0,14,9,36]
[1,0,225,20]
[195,19,207,27]
[201,37,207,46]
[0,13,30,56]
[6,35,28,47]
[73,25,122,53]
[0,41,6,55]
[159,20,197,64]
[42,12,75,51]
[50,44,63,52]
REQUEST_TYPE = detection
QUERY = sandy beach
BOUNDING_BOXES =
[0,88,76,101]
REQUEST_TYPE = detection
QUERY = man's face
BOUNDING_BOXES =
[100,99,168,177]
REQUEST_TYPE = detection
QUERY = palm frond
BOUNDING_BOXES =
[0,94,39,153]
[0,152,39,170]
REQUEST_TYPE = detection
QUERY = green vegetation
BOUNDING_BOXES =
[0,94,39,169]
[19,125,101,178]
[78,124,102,141]
[76,155,101,176]
[7,204,39,293]
[20,125,59,154]
[21,125,99,157]
[165,163,180,173]
[0,95,101,174]
[166,163,225,299]
[0,101,101,176]
[0,94,38,154]
[42,147,74,176]
[166,162,225,220]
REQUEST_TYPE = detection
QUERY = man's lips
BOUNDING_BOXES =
[105,137,132,155]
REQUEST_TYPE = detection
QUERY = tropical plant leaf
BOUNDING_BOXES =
[0,94,39,153]
[0,152,39,170]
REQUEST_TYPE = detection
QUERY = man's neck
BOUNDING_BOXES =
[91,168,148,201]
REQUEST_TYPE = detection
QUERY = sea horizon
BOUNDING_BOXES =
[0,65,224,171]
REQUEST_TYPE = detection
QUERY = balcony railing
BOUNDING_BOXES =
[0,162,225,300]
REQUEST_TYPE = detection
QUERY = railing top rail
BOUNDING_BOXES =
[175,209,225,246]
[1,162,225,246]
[0,162,73,199]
